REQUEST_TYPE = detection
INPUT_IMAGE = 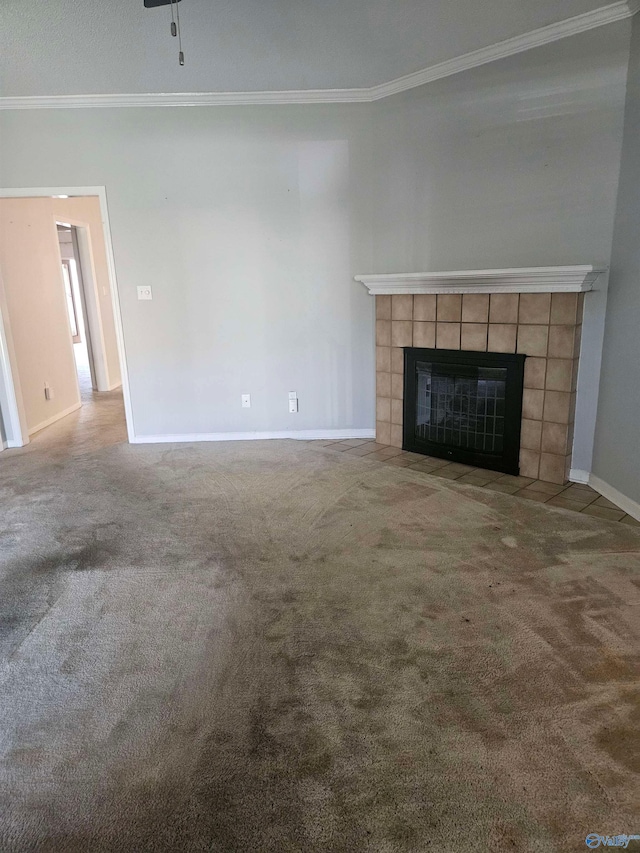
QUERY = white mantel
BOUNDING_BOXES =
[355,265,606,295]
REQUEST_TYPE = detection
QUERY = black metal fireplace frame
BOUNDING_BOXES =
[403,347,526,475]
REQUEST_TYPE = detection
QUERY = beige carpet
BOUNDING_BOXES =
[1,407,639,851]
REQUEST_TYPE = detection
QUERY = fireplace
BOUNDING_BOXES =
[403,348,525,474]
[355,267,606,485]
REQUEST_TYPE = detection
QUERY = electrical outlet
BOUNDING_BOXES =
[137,286,153,300]
[289,399,298,413]
[288,391,297,401]
[241,394,251,408]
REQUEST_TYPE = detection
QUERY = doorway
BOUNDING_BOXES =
[0,189,133,448]
[57,223,97,400]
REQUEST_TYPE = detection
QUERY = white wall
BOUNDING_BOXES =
[0,25,630,445]
[0,106,374,438]
[0,198,80,434]
[592,14,640,506]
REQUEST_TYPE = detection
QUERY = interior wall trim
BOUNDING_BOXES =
[589,473,640,521]
[1,0,637,110]
[131,429,376,444]
[27,401,81,437]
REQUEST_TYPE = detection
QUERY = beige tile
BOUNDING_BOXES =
[436,323,461,350]
[550,293,578,325]
[376,420,391,445]
[487,324,517,353]
[437,294,462,322]
[523,357,546,390]
[390,424,403,448]
[376,371,391,398]
[541,421,570,455]
[547,325,576,359]
[495,474,534,488]
[376,295,391,320]
[620,514,640,527]
[367,447,404,460]
[376,319,391,347]
[431,467,466,480]
[376,397,391,423]
[545,359,573,392]
[527,480,567,496]
[581,504,625,522]
[457,472,499,486]
[461,323,488,352]
[384,454,414,467]
[489,294,519,324]
[593,495,622,510]
[563,483,598,501]
[376,346,391,373]
[518,293,551,325]
[519,449,540,480]
[392,294,413,320]
[413,294,437,322]
[391,373,404,400]
[339,439,371,447]
[543,391,572,424]
[517,325,549,357]
[344,443,381,457]
[522,389,544,421]
[520,419,542,451]
[515,488,550,503]
[412,321,436,348]
[391,320,412,347]
[391,398,403,425]
[546,495,590,513]
[539,453,567,485]
[391,347,404,374]
[462,294,490,323]
[485,481,521,495]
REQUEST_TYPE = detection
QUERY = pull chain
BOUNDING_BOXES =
[176,0,184,65]
[170,0,177,37]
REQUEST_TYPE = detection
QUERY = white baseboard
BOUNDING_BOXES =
[107,381,122,391]
[569,468,591,484]
[131,428,376,445]
[589,474,640,522]
[28,401,82,436]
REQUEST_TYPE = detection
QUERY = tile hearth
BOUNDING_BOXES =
[306,439,637,525]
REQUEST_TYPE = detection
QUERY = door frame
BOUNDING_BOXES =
[0,187,134,446]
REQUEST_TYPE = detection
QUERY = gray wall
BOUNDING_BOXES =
[370,24,631,474]
[593,15,640,504]
[0,106,375,438]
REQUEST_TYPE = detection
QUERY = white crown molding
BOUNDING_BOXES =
[369,0,637,100]
[0,0,636,110]
[355,266,608,295]
[0,89,371,110]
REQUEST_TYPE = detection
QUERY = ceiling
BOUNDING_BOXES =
[0,0,621,97]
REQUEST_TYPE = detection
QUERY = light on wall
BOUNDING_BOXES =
[144,0,184,66]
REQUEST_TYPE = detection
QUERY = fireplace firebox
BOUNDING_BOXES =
[403,348,526,475]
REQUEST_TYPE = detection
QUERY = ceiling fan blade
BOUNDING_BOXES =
[143,0,181,7]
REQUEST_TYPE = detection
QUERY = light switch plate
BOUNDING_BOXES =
[137,286,153,300]
[241,394,251,408]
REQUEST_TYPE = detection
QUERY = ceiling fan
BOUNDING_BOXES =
[144,0,185,65]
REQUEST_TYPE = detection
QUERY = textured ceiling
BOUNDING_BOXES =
[1,0,610,96]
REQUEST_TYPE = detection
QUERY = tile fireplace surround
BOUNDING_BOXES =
[356,267,606,485]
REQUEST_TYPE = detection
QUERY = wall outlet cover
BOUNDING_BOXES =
[137,286,153,300]
[241,394,251,408]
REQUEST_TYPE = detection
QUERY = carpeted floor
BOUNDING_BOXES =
[1,392,639,852]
